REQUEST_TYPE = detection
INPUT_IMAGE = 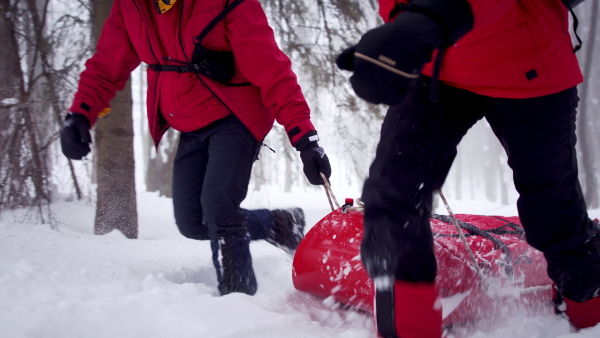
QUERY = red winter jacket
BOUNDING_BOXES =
[379,0,583,98]
[69,0,314,147]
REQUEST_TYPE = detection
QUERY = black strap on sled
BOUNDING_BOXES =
[431,214,519,276]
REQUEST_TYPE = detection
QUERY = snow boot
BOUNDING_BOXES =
[553,284,600,330]
[211,231,257,296]
[374,279,442,338]
[244,208,306,255]
[267,208,306,255]
[564,296,600,329]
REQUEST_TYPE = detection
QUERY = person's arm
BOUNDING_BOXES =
[61,0,141,160]
[336,0,475,105]
[68,0,141,126]
[379,0,517,29]
[225,0,313,146]
[225,0,331,185]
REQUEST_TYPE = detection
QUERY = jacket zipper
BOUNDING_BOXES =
[131,0,160,64]
[131,0,165,131]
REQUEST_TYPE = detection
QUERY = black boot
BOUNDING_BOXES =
[211,231,257,296]
[267,208,306,255]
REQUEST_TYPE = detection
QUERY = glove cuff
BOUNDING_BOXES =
[336,46,356,71]
[65,112,91,129]
[293,131,319,151]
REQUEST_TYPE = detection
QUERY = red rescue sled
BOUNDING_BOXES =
[292,204,553,326]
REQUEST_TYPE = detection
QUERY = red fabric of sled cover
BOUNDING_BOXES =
[292,209,553,325]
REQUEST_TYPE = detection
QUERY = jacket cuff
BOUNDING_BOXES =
[68,97,104,126]
[286,119,316,145]
[293,130,319,150]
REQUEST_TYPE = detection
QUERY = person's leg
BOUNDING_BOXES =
[172,131,210,241]
[361,78,484,337]
[244,209,272,240]
[198,116,261,295]
[244,208,306,255]
[171,136,305,251]
[200,117,259,235]
[172,116,257,241]
[485,87,600,329]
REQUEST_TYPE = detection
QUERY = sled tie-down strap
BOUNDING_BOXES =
[321,184,522,292]
[431,214,518,277]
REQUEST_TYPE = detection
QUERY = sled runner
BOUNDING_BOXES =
[292,199,553,326]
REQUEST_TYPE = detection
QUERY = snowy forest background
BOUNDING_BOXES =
[1,1,600,337]
[0,0,599,236]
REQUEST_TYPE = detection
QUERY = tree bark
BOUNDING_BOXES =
[0,0,53,219]
[577,1,599,208]
[94,83,138,238]
[92,0,138,238]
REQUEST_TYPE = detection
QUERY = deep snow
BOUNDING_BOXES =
[1,187,600,338]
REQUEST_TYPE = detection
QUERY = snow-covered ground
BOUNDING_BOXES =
[1,187,600,338]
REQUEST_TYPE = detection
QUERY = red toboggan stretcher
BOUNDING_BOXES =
[292,196,554,326]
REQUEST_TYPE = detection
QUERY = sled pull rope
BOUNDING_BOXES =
[438,189,489,292]
[320,172,340,212]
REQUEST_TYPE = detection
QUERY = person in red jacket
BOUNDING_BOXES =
[60,0,331,296]
[337,0,599,336]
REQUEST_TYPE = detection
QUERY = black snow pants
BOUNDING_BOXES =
[172,115,261,240]
[361,76,600,302]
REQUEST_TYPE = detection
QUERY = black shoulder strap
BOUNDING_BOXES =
[561,0,583,52]
[196,0,247,43]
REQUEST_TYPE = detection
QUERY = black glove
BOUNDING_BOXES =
[294,131,332,185]
[336,0,473,105]
[60,112,92,160]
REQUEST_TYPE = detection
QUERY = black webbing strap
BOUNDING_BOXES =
[388,3,408,22]
[561,0,583,52]
[148,64,197,73]
[195,0,247,44]
[402,5,450,104]
[431,214,514,276]
[428,47,446,103]
[491,216,526,237]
